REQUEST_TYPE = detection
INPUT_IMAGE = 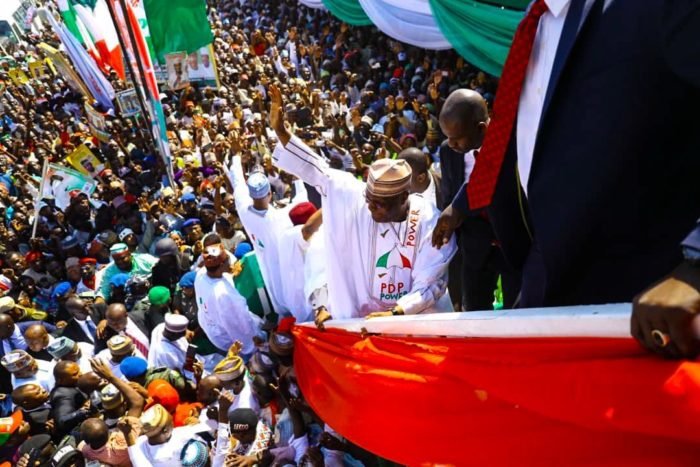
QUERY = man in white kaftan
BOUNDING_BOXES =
[224,155,308,316]
[271,131,457,320]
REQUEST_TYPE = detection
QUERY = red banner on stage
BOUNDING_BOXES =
[293,326,700,466]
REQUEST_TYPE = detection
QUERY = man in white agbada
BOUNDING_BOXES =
[224,154,308,316]
[268,85,457,327]
[0,349,55,392]
[122,403,207,466]
[276,202,324,323]
[148,313,189,369]
[47,336,94,374]
[194,233,262,357]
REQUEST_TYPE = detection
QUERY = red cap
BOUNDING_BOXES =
[288,202,317,226]
[79,257,97,265]
[25,250,42,263]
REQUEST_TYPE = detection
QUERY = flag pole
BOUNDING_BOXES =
[103,0,156,151]
[115,0,175,188]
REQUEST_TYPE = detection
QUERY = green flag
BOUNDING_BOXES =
[143,0,213,62]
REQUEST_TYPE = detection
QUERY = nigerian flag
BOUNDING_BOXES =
[57,0,82,43]
[143,0,213,62]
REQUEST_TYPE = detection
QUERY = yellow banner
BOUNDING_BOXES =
[66,143,106,177]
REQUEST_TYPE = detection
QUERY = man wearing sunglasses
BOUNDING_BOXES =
[268,85,457,329]
[194,234,262,357]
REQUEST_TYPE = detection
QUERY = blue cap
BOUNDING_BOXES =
[179,271,197,288]
[180,192,196,203]
[181,439,209,467]
[110,273,129,288]
[182,218,201,229]
[234,242,252,259]
[119,356,148,379]
[379,82,390,91]
[52,281,72,299]
[246,172,270,199]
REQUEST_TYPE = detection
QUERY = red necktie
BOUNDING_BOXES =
[467,0,549,209]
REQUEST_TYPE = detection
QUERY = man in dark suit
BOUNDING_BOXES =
[49,361,90,438]
[61,296,103,346]
[438,89,519,311]
[434,0,700,358]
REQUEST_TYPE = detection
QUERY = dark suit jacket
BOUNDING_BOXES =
[60,319,96,345]
[49,386,88,436]
[59,302,105,346]
[455,0,700,306]
[441,142,497,268]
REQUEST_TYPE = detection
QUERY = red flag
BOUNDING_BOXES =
[293,326,700,466]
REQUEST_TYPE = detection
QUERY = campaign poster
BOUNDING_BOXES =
[84,104,110,143]
[43,163,97,210]
[165,52,189,91]
[66,143,106,177]
[116,88,141,117]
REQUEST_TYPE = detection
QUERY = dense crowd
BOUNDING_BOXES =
[0,0,498,465]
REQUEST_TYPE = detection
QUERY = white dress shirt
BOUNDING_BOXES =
[464,149,478,184]
[516,0,570,195]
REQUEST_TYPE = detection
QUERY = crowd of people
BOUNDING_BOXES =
[0,0,504,465]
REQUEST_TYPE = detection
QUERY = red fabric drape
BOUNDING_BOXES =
[293,326,700,466]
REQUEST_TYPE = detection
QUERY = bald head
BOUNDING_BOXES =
[11,383,49,410]
[439,89,489,154]
[78,372,106,394]
[0,314,14,339]
[197,375,223,405]
[440,89,488,127]
[24,324,49,352]
[106,303,128,332]
[398,148,431,194]
[399,148,430,175]
[54,360,81,387]
[81,418,109,449]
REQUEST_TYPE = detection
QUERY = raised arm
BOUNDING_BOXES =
[227,155,253,212]
[269,85,331,196]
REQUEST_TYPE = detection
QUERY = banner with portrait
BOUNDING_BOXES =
[42,163,97,210]
[116,88,141,117]
[164,51,189,90]
[84,104,111,143]
[66,144,106,178]
[162,44,219,89]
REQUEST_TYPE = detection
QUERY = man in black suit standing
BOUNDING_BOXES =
[434,0,700,358]
[49,361,90,438]
[61,296,102,346]
[438,89,519,311]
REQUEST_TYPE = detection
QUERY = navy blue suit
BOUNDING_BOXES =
[454,0,700,306]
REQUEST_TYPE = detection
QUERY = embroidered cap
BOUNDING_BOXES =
[247,171,270,199]
[164,313,188,333]
[366,159,412,198]
[47,336,76,360]
[107,335,134,356]
[0,349,33,373]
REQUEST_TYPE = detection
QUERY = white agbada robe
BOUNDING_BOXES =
[148,323,188,369]
[303,226,327,311]
[224,156,308,315]
[69,341,95,374]
[277,225,313,322]
[12,359,55,392]
[273,136,457,318]
[128,425,204,467]
[194,268,262,356]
